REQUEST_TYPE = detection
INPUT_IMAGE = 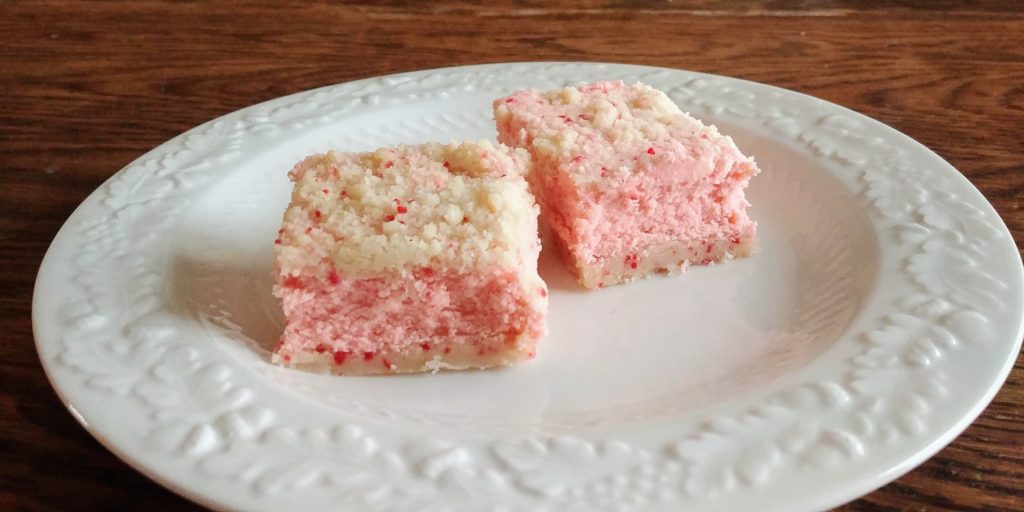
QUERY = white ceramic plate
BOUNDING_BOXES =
[34,63,1023,512]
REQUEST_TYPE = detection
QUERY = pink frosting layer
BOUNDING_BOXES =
[275,268,547,355]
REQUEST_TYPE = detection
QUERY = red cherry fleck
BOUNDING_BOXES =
[624,254,639,269]
[382,358,393,369]
[305,226,313,234]
[420,343,431,351]
[278,228,285,234]
[597,282,604,289]
[322,188,329,195]
[570,155,583,164]
[315,344,327,353]
[539,288,547,297]
[730,235,742,245]
[340,190,347,197]
[327,270,340,285]
[578,113,589,121]
[600,167,608,177]
[629,194,639,201]
[274,238,282,245]
[421,267,435,277]
[385,160,394,168]
[504,97,515,103]
[461,215,469,224]
[363,351,375,361]
[443,161,450,169]
[282,275,302,288]
[385,214,395,222]
[314,209,322,219]
[333,351,349,365]
[700,133,709,139]
[283,354,291,362]
[397,205,408,214]
[527,351,536,358]
[647,147,656,155]
[443,347,451,354]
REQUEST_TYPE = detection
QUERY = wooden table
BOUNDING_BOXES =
[2,1,1021,510]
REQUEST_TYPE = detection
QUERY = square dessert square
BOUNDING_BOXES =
[273,141,547,375]
[494,81,760,289]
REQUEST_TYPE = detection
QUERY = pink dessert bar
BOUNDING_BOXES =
[273,141,547,375]
[494,81,760,289]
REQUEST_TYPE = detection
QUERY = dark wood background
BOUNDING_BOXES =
[2,1,1021,510]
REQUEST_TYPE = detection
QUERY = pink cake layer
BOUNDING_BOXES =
[273,141,547,374]
[494,81,760,289]
[276,268,546,375]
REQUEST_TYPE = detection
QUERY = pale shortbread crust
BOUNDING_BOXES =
[272,334,534,376]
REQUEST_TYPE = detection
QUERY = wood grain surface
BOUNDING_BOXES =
[1,1,1022,510]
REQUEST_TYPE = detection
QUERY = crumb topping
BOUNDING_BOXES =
[494,81,747,188]
[276,141,538,278]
